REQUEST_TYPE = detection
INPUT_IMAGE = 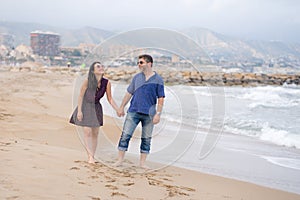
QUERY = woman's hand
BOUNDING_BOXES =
[77,111,83,121]
[117,107,125,117]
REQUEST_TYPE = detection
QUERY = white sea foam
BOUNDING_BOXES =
[262,156,300,170]
[223,118,261,137]
[221,114,300,149]
[283,82,300,89]
[260,123,300,149]
[239,86,300,109]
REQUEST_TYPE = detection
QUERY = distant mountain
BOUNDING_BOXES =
[246,40,300,58]
[0,21,114,46]
[59,26,113,46]
[1,21,300,63]
[181,27,300,61]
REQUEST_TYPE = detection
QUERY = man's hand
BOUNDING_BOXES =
[152,113,161,124]
[117,107,125,117]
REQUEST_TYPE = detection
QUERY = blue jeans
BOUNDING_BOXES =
[118,112,154,154]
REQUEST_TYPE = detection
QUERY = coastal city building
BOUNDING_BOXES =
[30,31,60,56]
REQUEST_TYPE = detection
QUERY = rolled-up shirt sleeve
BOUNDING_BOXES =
[127,76,135,94]
[157,82,165,98]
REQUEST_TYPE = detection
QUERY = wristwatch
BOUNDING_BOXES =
[156,112,161,116]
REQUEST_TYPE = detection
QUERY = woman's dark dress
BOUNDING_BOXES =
[69,78,108,127]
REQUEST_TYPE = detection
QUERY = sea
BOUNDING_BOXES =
[99,82,300,194]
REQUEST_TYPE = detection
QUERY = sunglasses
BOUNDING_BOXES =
[95,64,104,68]
[137,61,146,65]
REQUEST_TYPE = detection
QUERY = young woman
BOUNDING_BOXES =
[70,61,118,164]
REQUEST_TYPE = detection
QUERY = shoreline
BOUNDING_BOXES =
[2,65,300,86]
[1,69,300,199]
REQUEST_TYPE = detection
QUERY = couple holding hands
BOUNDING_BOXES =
[70,54,165,169]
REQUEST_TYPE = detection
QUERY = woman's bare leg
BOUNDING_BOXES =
[83,127,95,163]
[91,127,99,162]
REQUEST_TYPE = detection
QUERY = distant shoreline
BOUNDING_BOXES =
[2,65,300,86]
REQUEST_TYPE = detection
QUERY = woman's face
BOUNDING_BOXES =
[93,63,105,75]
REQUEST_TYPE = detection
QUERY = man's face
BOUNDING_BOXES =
[138,58,148,71]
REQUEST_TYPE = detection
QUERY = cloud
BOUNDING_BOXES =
[0,0,300,42]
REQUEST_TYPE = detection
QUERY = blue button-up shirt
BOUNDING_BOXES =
[127,72,165,116]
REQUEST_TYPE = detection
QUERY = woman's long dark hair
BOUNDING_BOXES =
[87,61,102,90]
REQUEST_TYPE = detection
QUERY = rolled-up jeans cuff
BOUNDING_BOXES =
[140,150,150,154]
[118,147,128,152]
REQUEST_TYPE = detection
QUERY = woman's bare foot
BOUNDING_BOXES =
[88,156,96,164]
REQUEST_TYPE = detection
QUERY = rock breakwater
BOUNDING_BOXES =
[4,66,300,86]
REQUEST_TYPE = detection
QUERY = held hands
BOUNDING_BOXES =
[116,107,125,117]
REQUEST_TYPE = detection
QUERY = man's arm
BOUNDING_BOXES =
[117,92,132,117]
[153,97,164,124]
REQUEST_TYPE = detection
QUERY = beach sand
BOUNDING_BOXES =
[1,68,300,200]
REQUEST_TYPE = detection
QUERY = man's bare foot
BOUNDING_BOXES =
[113,160,123,167]
[139,164,151,170]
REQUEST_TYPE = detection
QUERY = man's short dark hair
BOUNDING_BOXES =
[138,54,153,63]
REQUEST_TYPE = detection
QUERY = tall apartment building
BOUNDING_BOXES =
[30,31,60,56]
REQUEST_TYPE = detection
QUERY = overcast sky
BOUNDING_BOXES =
[1,0,300,43]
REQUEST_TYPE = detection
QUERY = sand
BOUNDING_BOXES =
[1,67,300,200]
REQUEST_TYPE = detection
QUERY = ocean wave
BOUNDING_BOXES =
[223,119,300,149]
[283,82,300,89]
[248,99,300,109]
[237,86,300,109]
[260,123,300,149]
[190,85,300,110]
[262,156,300,170]
[223,118,262,137]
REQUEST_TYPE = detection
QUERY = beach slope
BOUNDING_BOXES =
[0,68,299,200]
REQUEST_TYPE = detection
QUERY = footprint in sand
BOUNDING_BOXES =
[6,196,19,200]
[89,175,99,179]
[0,141,13,151]
[110,169,132,178]
[180,186,196,192]
[119,166,138,174]
[111,192,128,198]
[89,196,101,200]
[0,142,11,146]
[161,177,172,181]
[70,166,80,170]
[148,178,163,186]
[32,98,48,109]
[0,148,9,152]
[165,185,189,197]
[123,182,134,186]
[104,175,116,183]
[0,112,14,120]
[105,184,118,190]
[145,173,195,197]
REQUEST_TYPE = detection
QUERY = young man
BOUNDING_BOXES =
[115,54,165,169]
